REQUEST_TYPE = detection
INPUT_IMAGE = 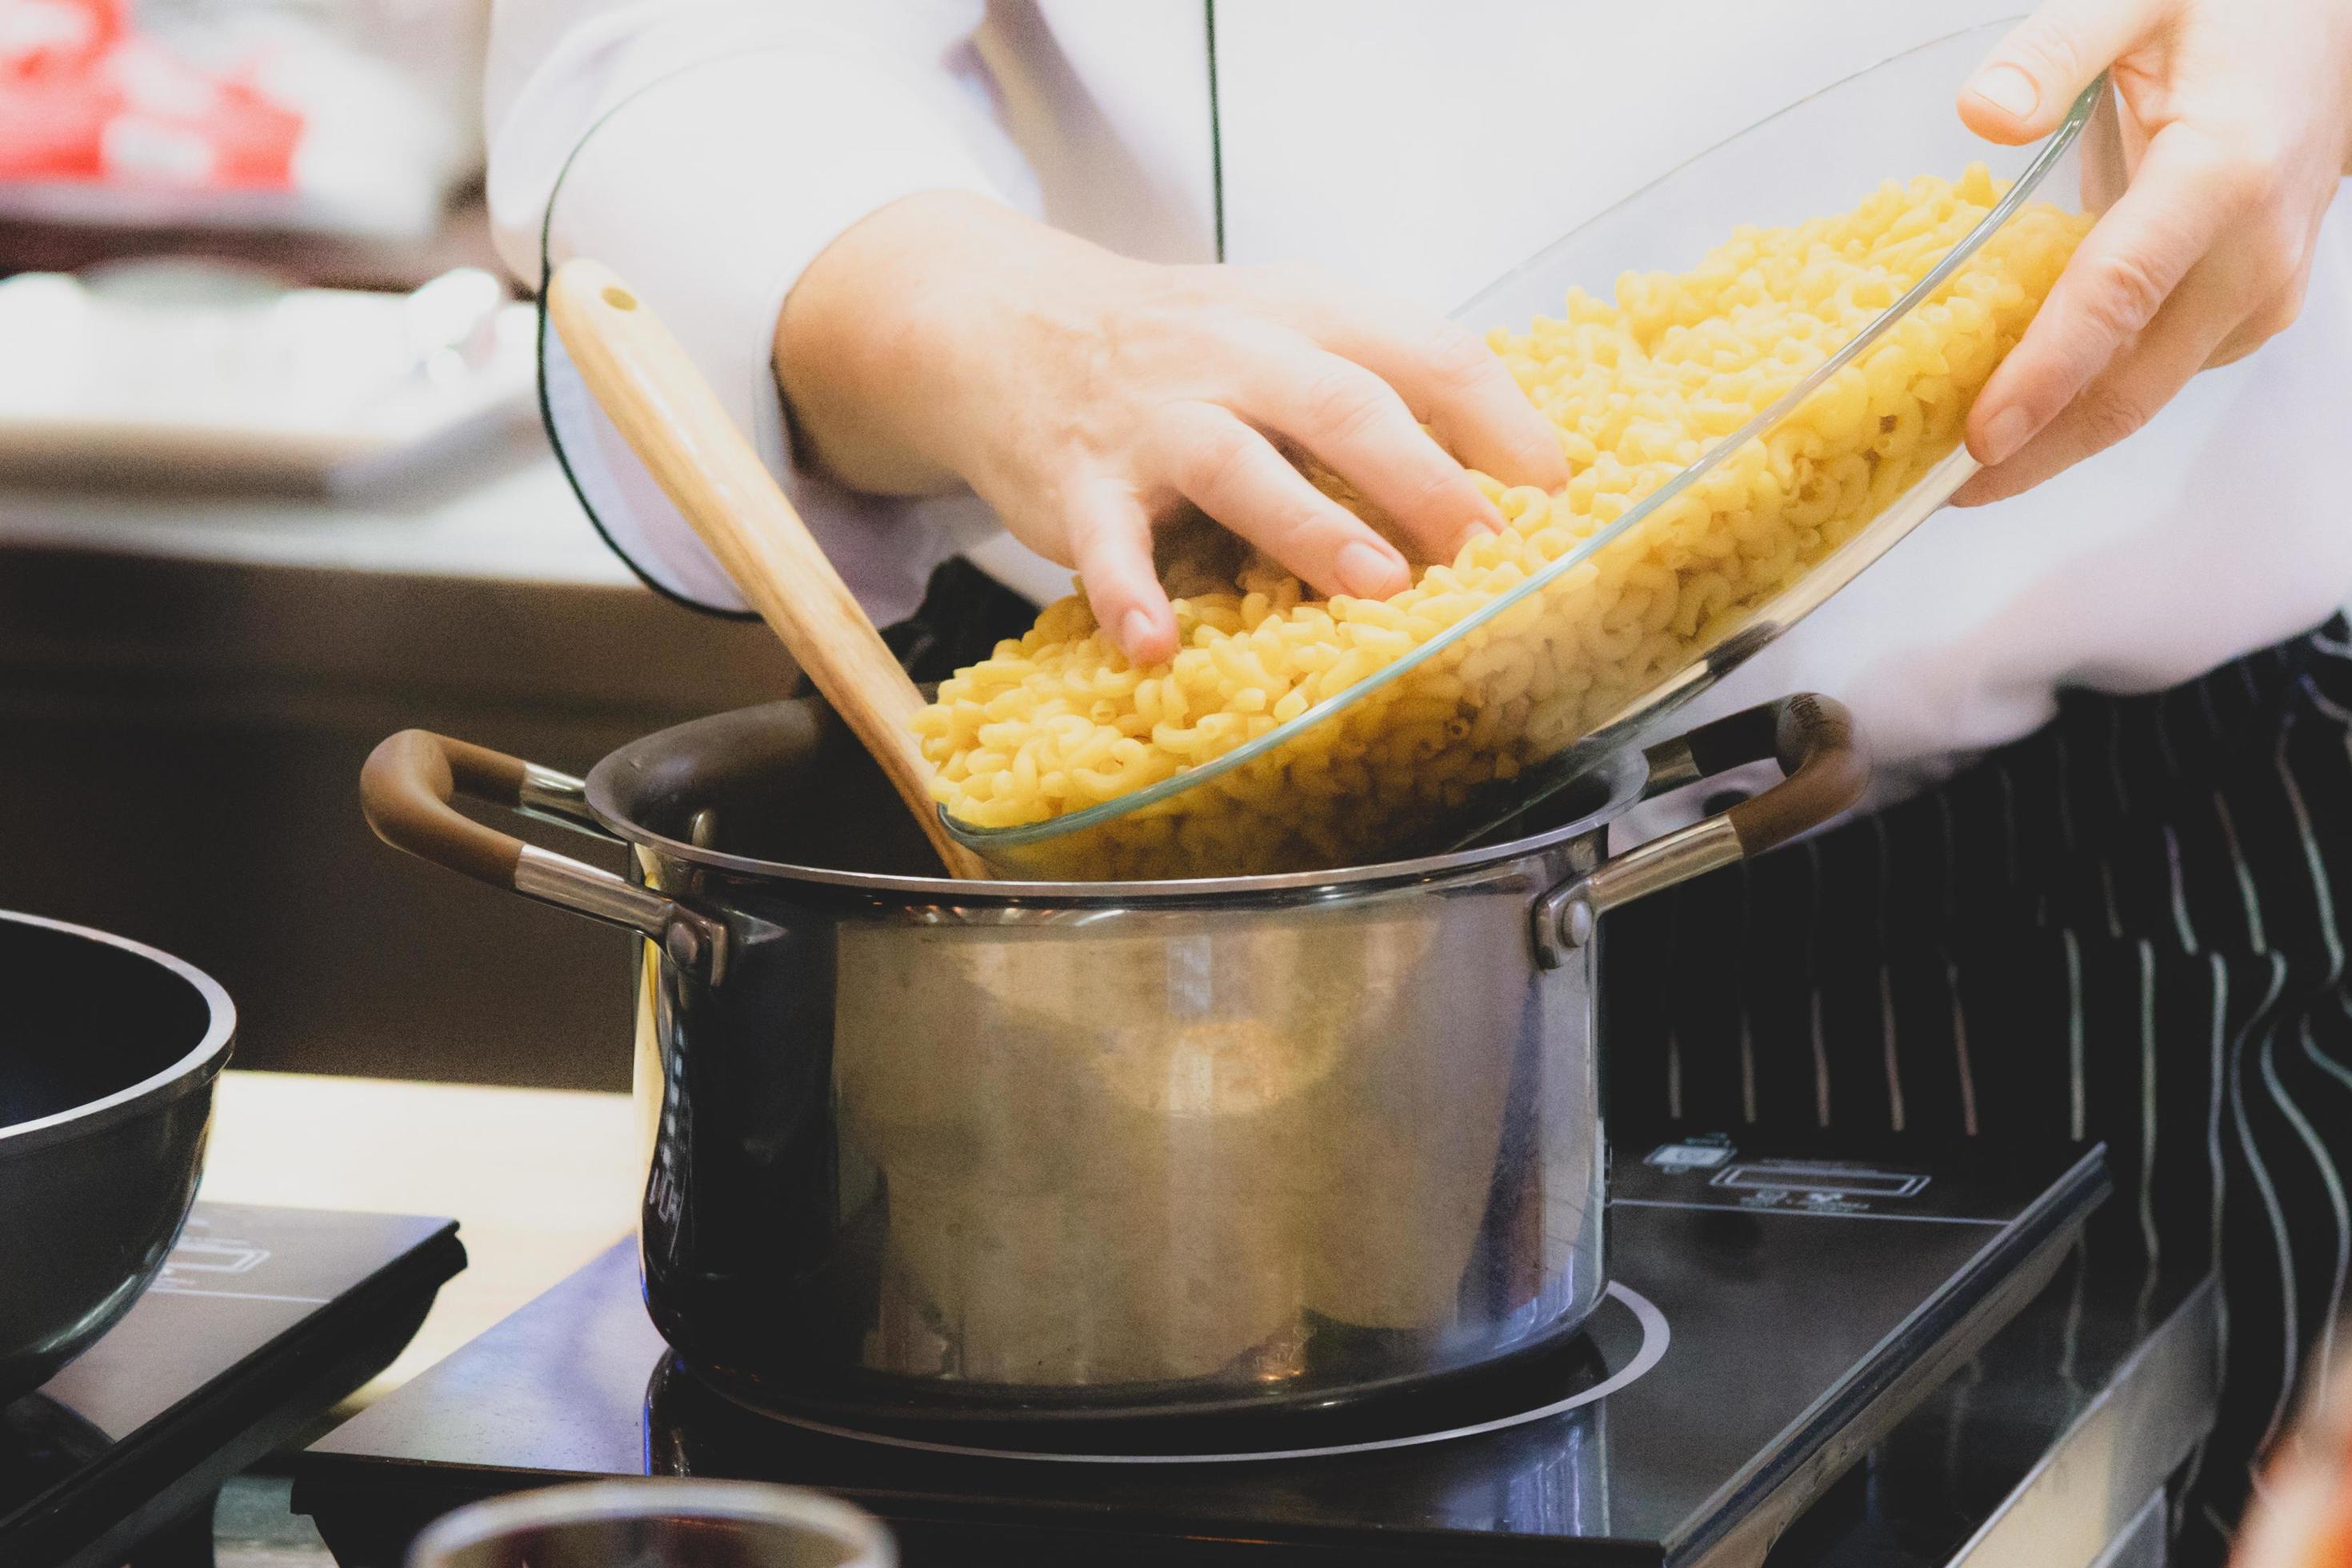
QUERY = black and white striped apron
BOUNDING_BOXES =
[1600,614,2352,1562]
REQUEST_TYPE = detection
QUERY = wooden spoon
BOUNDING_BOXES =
[546,258,990,880]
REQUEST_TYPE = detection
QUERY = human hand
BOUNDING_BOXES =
[775,192,1568,665]
[1952,0,2352,505]
[2230,1342,2352,1566]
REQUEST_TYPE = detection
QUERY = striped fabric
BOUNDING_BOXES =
[1601,615,2352,1562]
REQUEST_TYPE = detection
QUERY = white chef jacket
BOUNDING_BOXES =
[486,0,2352,798]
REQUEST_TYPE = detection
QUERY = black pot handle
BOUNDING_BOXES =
[1533,694,1866,967]
[361,730,721,972]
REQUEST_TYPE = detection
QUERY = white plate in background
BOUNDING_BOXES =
[0,264,538,493]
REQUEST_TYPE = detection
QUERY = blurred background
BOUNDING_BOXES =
[0,0,794,1093]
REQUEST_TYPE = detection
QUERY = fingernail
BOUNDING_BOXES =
[1453,511,1502,560]
[1121,610,1159,657]
[1979,405,2035,466]
[1967,63,2039,120]
[1336,540,1405,598]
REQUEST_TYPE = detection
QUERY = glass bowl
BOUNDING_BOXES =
[945,25,2116,879]
[922,27,2117,883]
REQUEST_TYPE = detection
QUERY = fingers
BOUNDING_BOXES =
[1314,314,1571,491]
[1966,123,2246,467]
[1234,266,1568,491]
[1954,253,2236,503]
[1147,402,1414,602]
[1230,345,1505,563]
[1958,0,2161,143]
[1064,476,1180,665]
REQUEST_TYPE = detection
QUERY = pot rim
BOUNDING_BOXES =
[406,1480,894,1568]
[582,702,1653,902]
[0,910,236,1158]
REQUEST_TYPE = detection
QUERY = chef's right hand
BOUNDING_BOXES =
[774,191,1570,666]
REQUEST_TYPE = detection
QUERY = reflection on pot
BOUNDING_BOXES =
[830,902,1567,1393]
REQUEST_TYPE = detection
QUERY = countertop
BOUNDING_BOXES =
[0,432,639,590]
[196,1068,640,1401]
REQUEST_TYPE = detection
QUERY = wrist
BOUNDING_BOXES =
[778,190,1086,500]
[774,190,990,497]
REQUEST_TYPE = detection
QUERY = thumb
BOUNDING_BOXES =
[1958,0,2156,144]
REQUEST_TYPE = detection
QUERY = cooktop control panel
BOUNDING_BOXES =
[1626,1133,2025,1221]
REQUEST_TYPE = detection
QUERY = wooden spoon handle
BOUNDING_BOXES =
[546,258,989,879]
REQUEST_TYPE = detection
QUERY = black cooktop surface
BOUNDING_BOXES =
[2,1202,463,1568]
[298,1135,2104,1566]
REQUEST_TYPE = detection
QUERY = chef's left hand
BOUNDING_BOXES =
[1952,0,2352,505]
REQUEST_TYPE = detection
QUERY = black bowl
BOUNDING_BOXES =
[0,911,234,1405]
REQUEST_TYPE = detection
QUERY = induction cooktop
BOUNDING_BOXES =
[0,1202,463,1568]
[296,1134,2106,1567]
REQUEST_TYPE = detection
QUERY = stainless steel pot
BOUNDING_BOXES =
[359,692,1862,1422]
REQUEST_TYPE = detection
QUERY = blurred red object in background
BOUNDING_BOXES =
[0,0,301,189]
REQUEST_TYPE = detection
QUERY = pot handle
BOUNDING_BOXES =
[361,730,718,968]
[1533,694,1865,967]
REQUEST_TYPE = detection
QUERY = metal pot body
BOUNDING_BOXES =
[629,810,1612,1421]
[358,691,1862,1422]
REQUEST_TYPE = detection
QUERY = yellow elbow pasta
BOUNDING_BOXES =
[913,168,2092,878]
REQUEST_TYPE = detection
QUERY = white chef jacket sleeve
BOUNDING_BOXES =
[485,0,1069,622]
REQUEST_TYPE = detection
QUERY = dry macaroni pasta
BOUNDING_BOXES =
[914,167,2093,878]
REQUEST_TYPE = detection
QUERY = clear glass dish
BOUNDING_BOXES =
[944,23,2114,880]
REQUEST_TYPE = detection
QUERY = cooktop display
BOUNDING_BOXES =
[0,1202,463,1568]
[296,1135,2106,1566]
